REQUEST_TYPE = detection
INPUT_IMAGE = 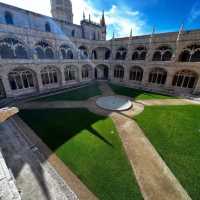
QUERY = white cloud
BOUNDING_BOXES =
[0,0,147,38]
[188,1,200,24]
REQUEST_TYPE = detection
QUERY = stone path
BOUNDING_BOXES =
[0,118,79,200]
[16,82,197,200]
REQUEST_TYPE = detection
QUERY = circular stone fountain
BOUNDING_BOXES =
[96,96,132,111]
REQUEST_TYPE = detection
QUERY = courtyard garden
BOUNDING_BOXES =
[19,108,143,200]
[109,83,176,100]
[134,105,200,199]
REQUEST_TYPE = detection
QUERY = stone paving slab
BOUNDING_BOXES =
[14,116,98,200]
[0,118,79,200]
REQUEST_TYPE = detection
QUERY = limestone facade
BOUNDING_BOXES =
[0,1,200,99]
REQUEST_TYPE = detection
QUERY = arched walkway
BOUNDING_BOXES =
[41,66,61,88]
[149,68,167,85]
[95,65,109,80]
[64,65,78,82]
[172,70,198,93]
[113,65,124,81]
[8,68,38,95]
[129,66,143,82]
[82,65,93,81]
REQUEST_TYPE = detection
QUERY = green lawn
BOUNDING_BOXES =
[19,109,143,200]
[109,83,175,100]
[37,83,101,101]
[134,105,200,199]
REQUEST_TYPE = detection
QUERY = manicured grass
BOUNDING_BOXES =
[19,109,143,200]
[109,83,175,100]
[37,83,101,101]
[134,105,200,199]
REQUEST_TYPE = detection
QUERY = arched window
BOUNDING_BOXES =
[45,22,51,32]
[114,66,124,80]
[152,51,162,61]
[129,66,143,82]
[82,65,91,80]
[78,46,88,59]
[41,67,59,85]
[8,69,35,90]
[191,50,200,62]
[5,11,13,25]
[149,68,167,85]
[116,47,127,60]
[153,46,172,61]
[71,30,75,37]
[132,47,147,60]
[105,50,111,60]
[35,41,54,59]
[64,66,77,81]
[60,45,73,59]
[0,38,28,59]
[179,50,190,62]
[172,70,197,89]
[92,50,97,59]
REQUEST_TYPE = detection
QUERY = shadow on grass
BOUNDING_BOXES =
[18,108,113,151]
[109,83,175,100]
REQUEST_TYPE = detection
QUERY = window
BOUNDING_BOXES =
[35,41,54,59]
[152,46,172,61]
[65,66,76,81]
[5,11,13,25]
[41,67,59,85]
[149,68,167,85]
[132,47,147,61]
[8,69,35,90]
[71,30,75,37]
[114,66,124,79]
[0,38,28,59]
[82,65,91,80]
[172,70,197,89]
[45,22,51,32]
[129,67,143,82]
[116,47,127,60]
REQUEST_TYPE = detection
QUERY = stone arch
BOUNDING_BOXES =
[92,47,111,60]
[82,65,93,80]
[115,47,127,60]
[172,69,198,91]
[0,38,28,59]
[179,50,191,62]
[149,68,167,85]
[78,46,89,59]
[152,45,172,61]
[8,67,38,94]
[132,46,147,60]
[40,66,61,87]
[64,65,78,82]
[60,44,73,59]
[129,66,143,82]
[95,64,109,80]
[114,65,124,80]
[35,41,55,59]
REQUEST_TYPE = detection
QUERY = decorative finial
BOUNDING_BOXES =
[130,28,133,38]
[100,10,106,26]
[89,14,91,22]
[83,11,85,20]
[112,31,115,39]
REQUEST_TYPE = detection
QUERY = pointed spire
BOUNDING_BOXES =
[83,11,85,20]
[112,31,115,39]
[100,10,106,26]
[177,23,184,42]
[130,28,133,38]
[88,14,91,22]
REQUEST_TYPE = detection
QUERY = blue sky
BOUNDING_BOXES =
[1,0,200,38]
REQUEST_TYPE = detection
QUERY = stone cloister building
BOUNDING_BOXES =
[0,0,200,100]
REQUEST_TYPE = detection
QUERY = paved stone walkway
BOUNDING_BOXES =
[17,82,196,200]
